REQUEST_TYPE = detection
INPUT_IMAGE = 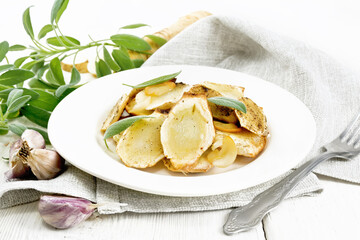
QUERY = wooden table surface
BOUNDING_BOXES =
[1,0,360,239]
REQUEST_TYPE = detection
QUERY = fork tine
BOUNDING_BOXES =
[340,112,360,141]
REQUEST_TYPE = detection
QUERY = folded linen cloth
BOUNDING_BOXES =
[3,13,358,212]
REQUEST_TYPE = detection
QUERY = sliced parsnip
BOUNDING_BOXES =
[213,129,266,158]
[202,81,244,99]
[126,90,154,115]
[101,93,130,133]
[161,94,215,169]
[235,97,268,136]
[207,136,237,168]
[214,121,242,133]
[163,150,213,173]
[144,81,176,96]
[145,83,191,110]
[116,112,166,168]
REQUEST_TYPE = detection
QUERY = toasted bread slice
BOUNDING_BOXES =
[101,93,130,133]
[188,85,238,123]
[161,94,215,169]
[213,129,266,158]
[116,112,166,168]
[235,97,268,136]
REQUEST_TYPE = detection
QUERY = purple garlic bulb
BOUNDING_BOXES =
[39,195,97,229]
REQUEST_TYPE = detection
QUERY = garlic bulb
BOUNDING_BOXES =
[28,149,64,180]
[39,195,97,229]
[5,129,64,180]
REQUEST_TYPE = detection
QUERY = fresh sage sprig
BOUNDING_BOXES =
[0,0,167,139]
[208,97,247,113]
[123,71,181,89]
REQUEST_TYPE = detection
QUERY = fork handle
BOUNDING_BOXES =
[223,151,339,235]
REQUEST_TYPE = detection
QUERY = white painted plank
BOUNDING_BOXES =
[263,176,360,240]
[0,204,265,240]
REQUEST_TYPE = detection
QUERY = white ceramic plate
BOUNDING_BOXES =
[48,65,316,197]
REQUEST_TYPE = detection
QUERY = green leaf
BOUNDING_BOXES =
[207,97,247,113]
[49,58,65,85]
[112,49,134,71]
[120,23,149,29]
[103,47,120,72]
[95,59,111,78]
[6,89,23,106]
[23,7,34,39]
[38,24,55,39]
[36,64,49,78]
[55,85,69,98]
[32,60,45,73]
[7,95,32,113]
[28,89,58,111]
[14,56,29,68]
[21,60,38,70]
[124,71,181,89]
[8,123,27,136]
[103,115,152,139]
[110,34,151,52]
[47,36,80,47]
[0,41,9,63]
[57,86,77,101]
[0,88,39,101]
[70,66,80,85]
[0,125,9,135]
[145,35,167,47]
[132,59,144,68]
[9,45,27,51]
[51,0,69,24]
[21,105,50,128]
[28,78,57,90]
[0,64,14,73]
[0,69,35,86]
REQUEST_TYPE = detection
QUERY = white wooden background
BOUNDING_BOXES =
[1,0,360,239]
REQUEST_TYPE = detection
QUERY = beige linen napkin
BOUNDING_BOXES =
[4,13,357,212]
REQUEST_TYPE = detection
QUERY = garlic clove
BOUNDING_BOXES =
[27,149,64,180]
[21,129,46,149]
[39,195,96,229]
[5,139,30,179]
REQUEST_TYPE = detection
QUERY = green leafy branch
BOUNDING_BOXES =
[0,0,166,138]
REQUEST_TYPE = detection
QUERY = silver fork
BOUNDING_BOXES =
[223,112,360,235]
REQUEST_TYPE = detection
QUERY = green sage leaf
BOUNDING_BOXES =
[124,71,181,89]
[103,115,152,139]
[21,60,38,70]
[21,105,50,128]
[70,67,80,85]
[28,78,57,90]
[95,59,111,78]
[14,56,29,68]
[110,34,151,52]
[0,88,39,101]
[120,23,149,29]
[9,45,27,51]
[0,84,12,92]
[7,89,23,106]
[38,24,55,39]
[55,85,69,98]
[47,36,80,47]
[132,59,144,68]
[0,64,14,73]
[0,41,9,63]
[49,58,65,85]
[207,97,247,113]
[23,7,34,39]
[0,69,35,86]
[7,95,32,113]
[112,49,134,71]
[8,123,27,136]
[51,0,69,24]
[28,89,58,111]
[103,47,120,72]
[145,35,167,47]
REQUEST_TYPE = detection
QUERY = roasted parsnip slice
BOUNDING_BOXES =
[207,136,237,168]
[163,151,213,173]
[126,90,154,115]
[235,97,268,136]
[214,121,242,133]
[202,81,244,99]
[213,129,266,158]
[116,112,166,168]
[161,94,215,169]
[101,93,130,133]
[144,81,176,96]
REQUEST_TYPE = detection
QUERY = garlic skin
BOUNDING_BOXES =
[21,129,46,149]
[27,149,64,180]
[39,195,96,229]
[4,139,30,179]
